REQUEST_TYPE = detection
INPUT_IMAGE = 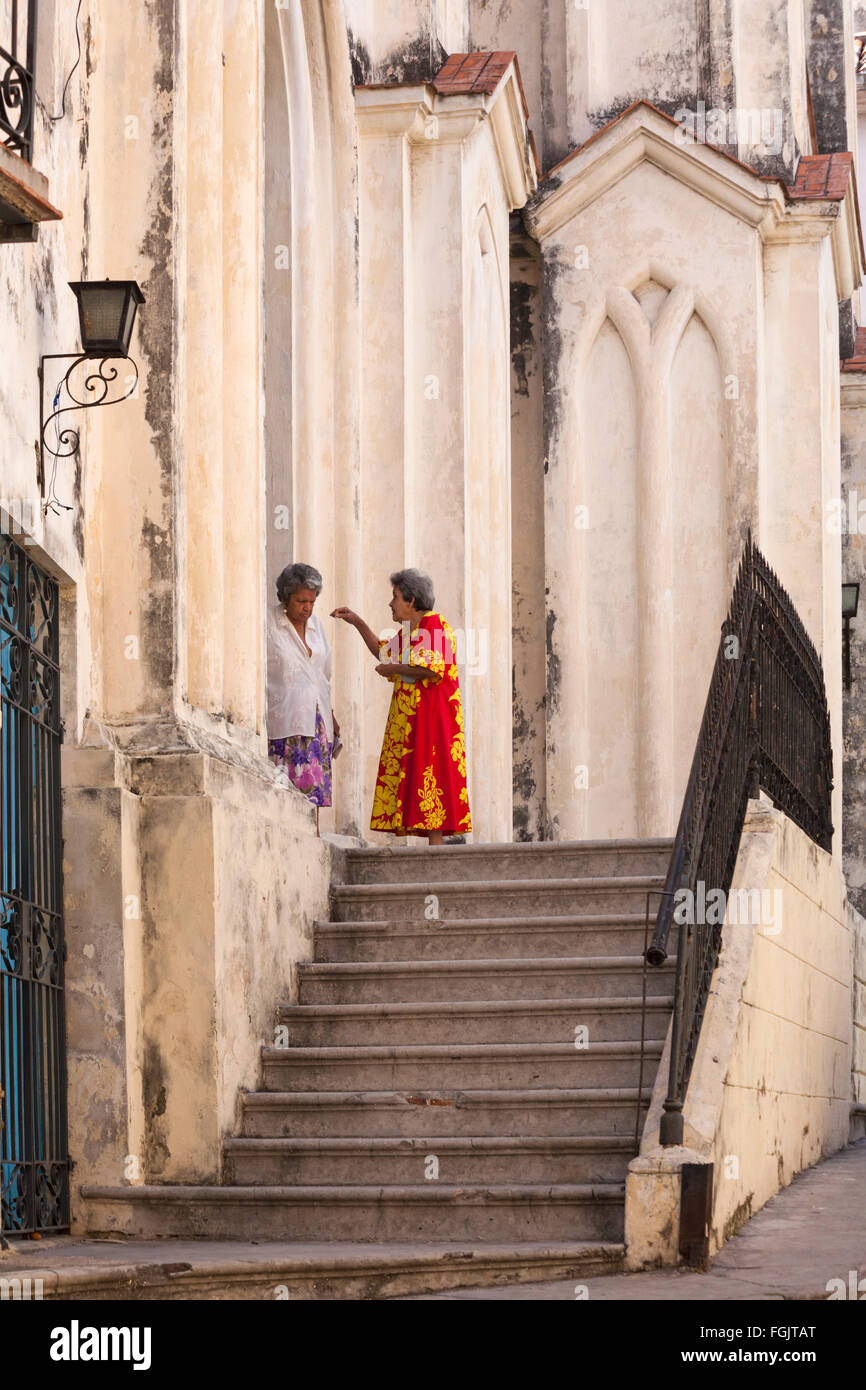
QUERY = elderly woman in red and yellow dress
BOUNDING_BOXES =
[332,569,471,845]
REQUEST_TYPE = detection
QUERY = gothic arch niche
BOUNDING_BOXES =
[575,276,726,837]
[466,206,511,842]
[581,313,639,835]
[669,309,727,797]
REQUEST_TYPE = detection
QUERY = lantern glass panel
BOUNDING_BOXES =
[77,284,128,351]
[842,583,860,620]
[119,293,139,354]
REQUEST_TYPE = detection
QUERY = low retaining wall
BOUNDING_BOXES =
[626,794,865,1267]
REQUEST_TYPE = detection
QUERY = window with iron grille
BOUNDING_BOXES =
[1,0,37,163]
[0,532,69,1236]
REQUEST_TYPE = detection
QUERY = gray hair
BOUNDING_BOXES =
[390,568,434,613]
[276,562,323,604]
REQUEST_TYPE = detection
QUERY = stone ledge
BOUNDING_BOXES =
[0,142,62,237]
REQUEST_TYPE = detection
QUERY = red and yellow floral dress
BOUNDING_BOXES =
[371,612,471,837]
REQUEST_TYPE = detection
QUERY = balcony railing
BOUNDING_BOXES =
[1,0,37,163]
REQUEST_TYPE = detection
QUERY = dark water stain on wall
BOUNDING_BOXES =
[807,0,852,155]
[347,27,447,88]
[142,1039,171,1177]
[511,278,535,399]
[137,0,178,710]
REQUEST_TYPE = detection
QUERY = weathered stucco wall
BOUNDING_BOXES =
[524,101,857,843]
[510,219,546,840]
[344,0,466,85]
[468,0,820,175]
[855,902,866,1121]
[841,374,866,919]
[525,107,761,839]
[842,376,866,1131]
[710,802,853,1247]
[0,0,94,716]
[0,1,338,1218]
[352,61,535,843]
[65,747,332,1212]
[627,797,858,1268]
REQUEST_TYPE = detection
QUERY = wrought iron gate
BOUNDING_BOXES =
[0,533,69,1235]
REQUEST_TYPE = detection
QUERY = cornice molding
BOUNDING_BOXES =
[354,57,538,210]
[525,108,786,241]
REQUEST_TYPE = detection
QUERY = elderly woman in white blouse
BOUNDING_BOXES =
[267,563,339,826]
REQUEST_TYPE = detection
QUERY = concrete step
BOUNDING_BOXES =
[278,995,673,1046]
[223,1135,636,1186]
[330,876,665,922]
[259,1041,663,1092]
[0,1237,625,1299]
[80,1183,627,1243]
[240,1087,647,1139]
[314,914,653,962]
[297,956,675,1005]
[343,839,674,885]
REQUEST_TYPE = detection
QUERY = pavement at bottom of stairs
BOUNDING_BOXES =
[398,1139,866,1299]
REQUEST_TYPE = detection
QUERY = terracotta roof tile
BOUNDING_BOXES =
[433,51,520,107]
[842,326,866,372]
[788,152,853,200]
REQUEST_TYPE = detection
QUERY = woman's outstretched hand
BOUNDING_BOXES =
[331,607,381,658]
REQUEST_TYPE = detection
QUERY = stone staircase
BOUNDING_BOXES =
[82,839,675,1294]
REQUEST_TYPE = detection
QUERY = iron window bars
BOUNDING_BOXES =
[1,532,69,1236]
[1,0,37,164]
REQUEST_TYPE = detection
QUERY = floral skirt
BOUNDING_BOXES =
[269,709,333,808]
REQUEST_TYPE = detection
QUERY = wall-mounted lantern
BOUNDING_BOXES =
[68,280,145,357]
[843,581,860,691]
[39,279,145,508]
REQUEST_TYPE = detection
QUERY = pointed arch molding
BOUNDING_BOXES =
[550,274,734,837]
[472,202,510,344]
[605,281,693,832]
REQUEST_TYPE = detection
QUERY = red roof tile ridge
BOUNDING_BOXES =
[788,150,853,200]
[537,100,855,207]
[356,52,530,122]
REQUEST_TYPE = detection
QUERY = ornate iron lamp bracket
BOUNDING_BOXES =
[38,352,139,497]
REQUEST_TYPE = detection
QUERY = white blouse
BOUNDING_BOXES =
[266,604,334,743]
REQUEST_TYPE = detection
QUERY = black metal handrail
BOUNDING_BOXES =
[1,1,38,163]
[647,533,833,1145]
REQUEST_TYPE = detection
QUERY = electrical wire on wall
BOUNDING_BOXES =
[36,0,84,124]
[43,374,74,518]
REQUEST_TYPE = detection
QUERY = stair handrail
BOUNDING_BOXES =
[646,533,834,1145]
